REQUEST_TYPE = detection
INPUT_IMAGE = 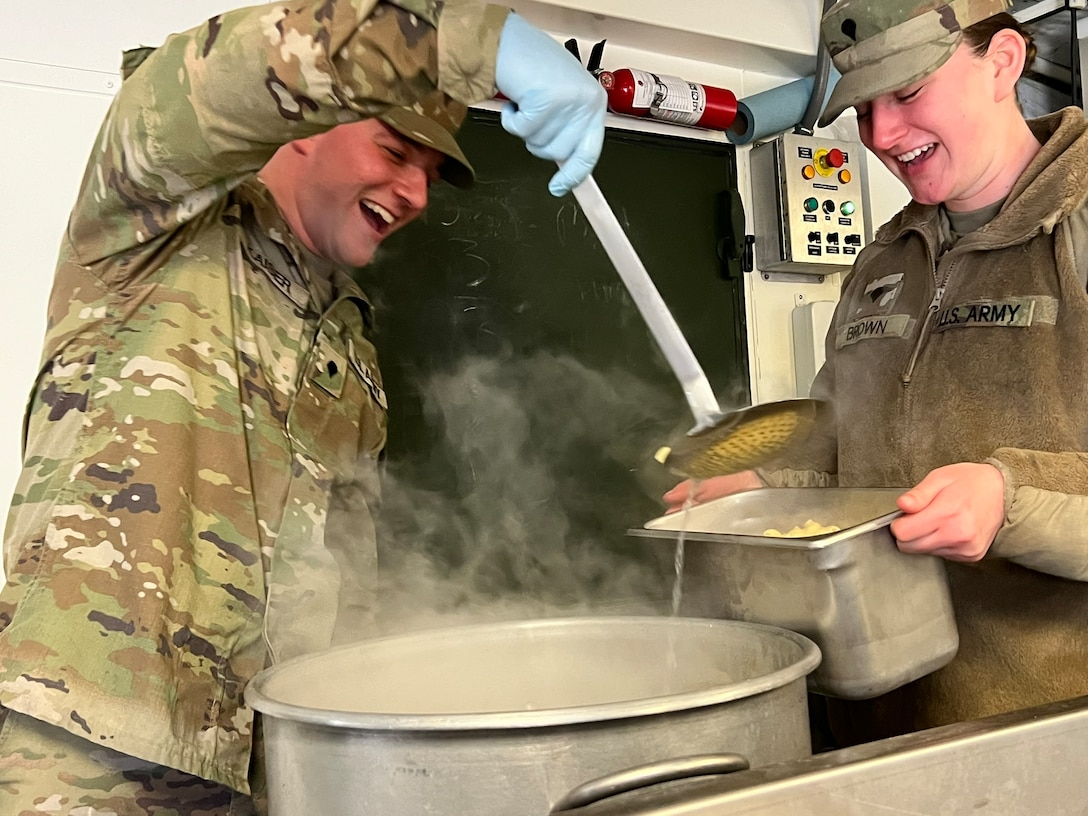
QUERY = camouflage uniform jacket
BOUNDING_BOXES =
[0,0,508,792]
[765,107,1088,741]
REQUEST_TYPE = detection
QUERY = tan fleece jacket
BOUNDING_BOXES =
[765,107,1088,743]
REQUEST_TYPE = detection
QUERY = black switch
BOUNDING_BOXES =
[808,231,822,243]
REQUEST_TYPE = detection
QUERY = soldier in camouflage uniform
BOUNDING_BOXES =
[0,0,605,812]
[668,0,1088,749]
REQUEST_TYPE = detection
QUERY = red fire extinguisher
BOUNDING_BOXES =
[597,68,738,132]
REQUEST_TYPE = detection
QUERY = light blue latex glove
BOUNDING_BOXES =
[495,13,607,196]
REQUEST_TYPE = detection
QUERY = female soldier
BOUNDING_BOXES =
[668,0,1088,746]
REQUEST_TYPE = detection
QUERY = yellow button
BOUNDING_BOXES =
[802,165,816,180]
[839,169,852,184]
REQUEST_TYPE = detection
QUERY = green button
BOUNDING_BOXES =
[841,201,857,216]
[804,198,819,213]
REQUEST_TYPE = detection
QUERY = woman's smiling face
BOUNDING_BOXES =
[855,41,1011,213]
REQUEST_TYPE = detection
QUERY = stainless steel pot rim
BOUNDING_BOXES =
[244,616,821,732]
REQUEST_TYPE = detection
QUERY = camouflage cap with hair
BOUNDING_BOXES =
[379,89,475,189]
[819,0,1011,127]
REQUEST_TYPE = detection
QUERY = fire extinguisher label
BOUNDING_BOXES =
[627,68,662,108]
[652,80,706,126]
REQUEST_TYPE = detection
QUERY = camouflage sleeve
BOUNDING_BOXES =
[437,0,508,102]
[68,0,509,268]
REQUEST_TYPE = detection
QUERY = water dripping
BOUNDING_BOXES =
[664,483,699,688]
[670,484,698,617]
[670,535,685,617]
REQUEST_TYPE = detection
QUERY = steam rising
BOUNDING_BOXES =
[371,351,680,635]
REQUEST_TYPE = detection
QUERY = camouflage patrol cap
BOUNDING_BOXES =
[819,0,1011,126]
[379,90,475,189]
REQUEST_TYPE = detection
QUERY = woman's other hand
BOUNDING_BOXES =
[662,470,762,514]
[890,462,1006,561]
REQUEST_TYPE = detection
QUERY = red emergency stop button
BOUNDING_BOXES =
[824,148,845,169]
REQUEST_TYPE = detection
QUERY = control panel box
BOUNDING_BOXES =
[750,132,869,275]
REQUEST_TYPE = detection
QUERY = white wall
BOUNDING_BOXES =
[0,80,112,514]
[0,0,910,586]
[0,1,250,587]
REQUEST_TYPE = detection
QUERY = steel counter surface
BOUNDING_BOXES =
[553,695,1088,815]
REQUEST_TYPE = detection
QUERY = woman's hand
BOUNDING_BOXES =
[662,470,762,514]
[890,462,1006,561]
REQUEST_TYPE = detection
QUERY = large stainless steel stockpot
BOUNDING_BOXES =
[245,616,821,815]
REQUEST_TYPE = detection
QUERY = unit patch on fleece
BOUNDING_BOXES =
[859,273,905,315]
[932,296,1057,332]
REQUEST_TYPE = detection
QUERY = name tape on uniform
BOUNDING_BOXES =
[933,297,1056,332]
[836,314,911,348]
